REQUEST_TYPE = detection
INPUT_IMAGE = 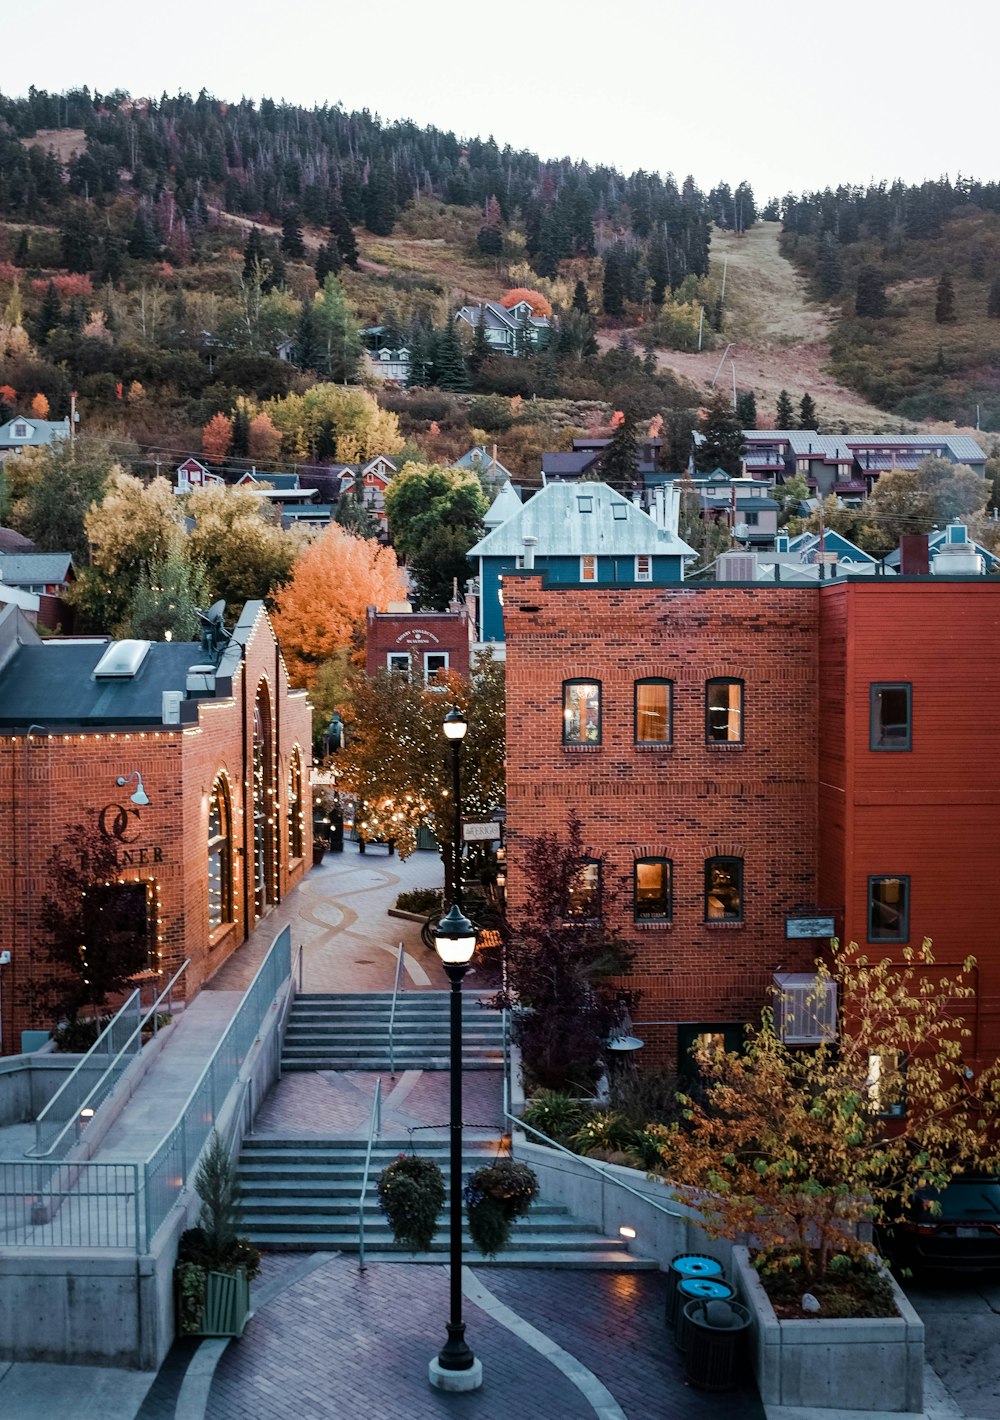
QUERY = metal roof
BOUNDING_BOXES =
[0,552,74,585]
[541,452,599,476]
[484,479,523,528]
[469,481,695,560]
[0,640,207,726]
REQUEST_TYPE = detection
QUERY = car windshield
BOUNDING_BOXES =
[917,1179,1000,1221]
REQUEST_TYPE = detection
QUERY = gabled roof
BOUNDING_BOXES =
[455,300,551,331]
[237,471,301,490]
[0,417,72,448]
[541,451,600,477]
[484,479,523,529]
[0,552,75,585]
[469,480,695,560]
[453,446,514,481]
[788,530,876,564]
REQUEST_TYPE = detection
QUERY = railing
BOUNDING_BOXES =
[143,926,292,1247]
[501,1010,684,1224]
[388,942,404,1077]
[357,1077,382,1272]
[0,1161,140,1250]
[296,942,304,992]
[30,961,190,1159]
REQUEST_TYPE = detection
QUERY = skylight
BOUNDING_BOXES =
[93,640,152,679]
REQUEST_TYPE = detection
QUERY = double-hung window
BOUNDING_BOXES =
[635,679,672,744]
[580,554,597,582]
[566,859,601,919]
[635,554,652,582]
[387,652,411,677]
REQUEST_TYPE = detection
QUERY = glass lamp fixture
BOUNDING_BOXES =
[434,903,476,964]
[442,706,468,741]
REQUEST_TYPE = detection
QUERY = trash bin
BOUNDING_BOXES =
[682,1297,751,1392]
[674,1278,735,1352]
[664,1253,724,1330]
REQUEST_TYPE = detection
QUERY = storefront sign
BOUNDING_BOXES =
[785,915,836,939]
[395,629,440,646]
[462,821,502,843]
[94,801,163,866]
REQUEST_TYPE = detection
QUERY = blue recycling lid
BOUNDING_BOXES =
[670,1254,723,1279]
[678,1278,734,1301]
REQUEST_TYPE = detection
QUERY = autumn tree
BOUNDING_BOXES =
[186,483,301,615]
[75,472,187,632]
[262,383,402,463]
[30,392,50,418]
[657,939,1000,1282]
[202,412,233,463]
[5,436,126,560]
[337,653,505,878]
[248,412,281,462]
[270,523,406,687]
[501,288,553,318]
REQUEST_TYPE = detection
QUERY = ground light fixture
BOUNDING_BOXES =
[428,705,483,1393]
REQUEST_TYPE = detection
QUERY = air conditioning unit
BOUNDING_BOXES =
[161,690,184,725]
[773,973,837,1045]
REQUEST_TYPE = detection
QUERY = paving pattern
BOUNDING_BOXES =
[253,1068,506,1140]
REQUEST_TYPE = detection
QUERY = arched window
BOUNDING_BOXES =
[208,776,234,930]
[253,682,276,918]
[288,747,303,861]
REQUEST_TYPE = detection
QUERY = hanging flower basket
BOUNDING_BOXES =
[376,1153,446,1252]
[464,1159,539,1257]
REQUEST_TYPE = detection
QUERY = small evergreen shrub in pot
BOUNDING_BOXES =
[174,1132,261,1338]
[464,1160,539,1257]
[376,1154,446,1252]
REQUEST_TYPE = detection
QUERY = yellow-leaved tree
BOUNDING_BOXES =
[262,384,403,463]
[657,938,1000,1284]
[270,524,406,688]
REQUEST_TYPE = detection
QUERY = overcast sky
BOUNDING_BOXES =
[14,0,997,200]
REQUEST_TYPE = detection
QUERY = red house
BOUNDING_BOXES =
[502,573,1000,1071]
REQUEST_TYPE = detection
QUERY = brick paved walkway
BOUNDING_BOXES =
[253,1069,505,1140]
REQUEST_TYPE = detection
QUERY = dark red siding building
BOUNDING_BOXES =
[503,574,1000,1070]
[365,601,473,683]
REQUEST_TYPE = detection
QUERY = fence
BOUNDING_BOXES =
[0,1161,139,1250]
[142,925,292,1247]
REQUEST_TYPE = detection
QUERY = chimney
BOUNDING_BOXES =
[522,535,538,569]
[899,534,929,576]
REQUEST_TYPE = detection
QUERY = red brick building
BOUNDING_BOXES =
[365,600,473,683]
[0,600,312,1052]
[503,574,1000,1070]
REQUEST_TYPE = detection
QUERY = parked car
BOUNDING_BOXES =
[884,1175,1000,1273]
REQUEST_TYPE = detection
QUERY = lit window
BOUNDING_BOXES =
[635,555,652,581]
[635,679,672,744]
[705,857,743,922]
[566,859,601,919]
[634,858,672,921]
[563,679,601,744]
[868,875,909,942]
[208,776,234,929]
[706,679,743,743]
[287,750,303,862]
[867,1050,906,1117]
[870,683,911,751]
[580,554,597,581]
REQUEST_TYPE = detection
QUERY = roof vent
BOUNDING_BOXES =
[93,640,152,679]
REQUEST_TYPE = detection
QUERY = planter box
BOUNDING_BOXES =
[732,1246,924,1413]
[178,1267,251,1339]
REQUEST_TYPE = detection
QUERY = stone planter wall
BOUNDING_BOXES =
[731,1245,924,1414]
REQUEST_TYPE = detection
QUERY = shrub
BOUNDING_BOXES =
[395,887,442,915]
[521,1089,590,1146]
[50,1015,111,1052]
[467,393,514,433]
[571,1110,636,1157]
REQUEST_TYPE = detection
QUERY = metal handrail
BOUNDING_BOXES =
[500,1010,685,1223]
[358,1077,382,1271]
[30,959,190,1159]
[388,942,404,1077]
[296,943,304,992]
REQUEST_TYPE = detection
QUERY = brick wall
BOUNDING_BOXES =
[365,605,472,681]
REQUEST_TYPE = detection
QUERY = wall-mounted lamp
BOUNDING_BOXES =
[116,771,150,807]
[619,1225,637,1241]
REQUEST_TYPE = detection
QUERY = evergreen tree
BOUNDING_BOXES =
[281,207,306,259]
[647,227,671,304]
[775,389,795,428]
[855,266,887,318]
[600,410,640,490]
[315,418,337,461]
[128,552,207,642]
[35,280,62,344]
[432,320,470,391]
[295,296,322,370]
[127,208,160,260]
[362,164,398,236]
[987,276,1000,319]
[328,198,360,269]
[60,206,97,274]
[97,234,126,284]
[695,392,745,476]
[514,307,535,359]
[572,280,591,315]
[13,230,30,266]
[407,325,433,388]
[816,234,842,297]
[315,240,341,285]
[602,249,626,317]
[799,392,819,429]
[664,410,697,474]
[314,273,362,383]
[736,391,757,428]
[935,271,957,324]
[470,308,491,374]
[231,407,251,458]
[335,480,377,537]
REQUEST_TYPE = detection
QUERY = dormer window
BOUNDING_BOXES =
[12,421,29,439]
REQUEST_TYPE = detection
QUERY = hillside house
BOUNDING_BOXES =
[0,552,75,630]
[0,416,72,459]
[741,430,987,499]
[454,300,552,354]
[333,455,396,524]
[174,458,223,493]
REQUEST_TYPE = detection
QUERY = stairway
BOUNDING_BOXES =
[281,991,505,1072]
[238,1137,656,1269]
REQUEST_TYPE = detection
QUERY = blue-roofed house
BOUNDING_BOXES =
[786,529,878,568]
[468,481,695,644]
[0,416,72,458]
[454,299,552,354]
[453,446,515,484]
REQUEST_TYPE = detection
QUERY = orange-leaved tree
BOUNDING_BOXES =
[657,938,1000,1282]
[30,392,50,418]
[271,524,406,689]
[202,412,233,463]
[501,288,553,318]
[248,412,280,462]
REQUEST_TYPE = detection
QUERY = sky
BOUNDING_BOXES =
[13,0,999,200]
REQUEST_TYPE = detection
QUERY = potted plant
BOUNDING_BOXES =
[175,1131,261,1338]
[376,1153,446,1252]
[464,1159,539,1257]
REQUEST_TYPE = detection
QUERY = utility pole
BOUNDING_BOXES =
[732,362,737,410]
[710,343,734,388]
[697,306,704,352]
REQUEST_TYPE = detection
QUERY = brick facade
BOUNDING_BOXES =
[0,604,312,1052]
[365,603,473,682]
[503,574,1000,1070]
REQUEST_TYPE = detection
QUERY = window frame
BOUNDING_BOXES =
[562,678,602,745]
[423,650,449,685]
[704,855,744,923]
[386,651,411,678]
[287,750,303,863]
[634,554,652,582]
[867,874,910,943]
[208,774,235,930]
[870,682,912,752]
[634,678,673,745]
[634,856,673,922]
[565,858,602,920]
[580,554,597,582]
[705,677,744,744]
[867,1049,907,1119]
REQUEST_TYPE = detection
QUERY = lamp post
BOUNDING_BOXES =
[428,705,483,1392]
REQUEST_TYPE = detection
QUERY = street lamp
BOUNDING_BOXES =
[428,705,483,1393]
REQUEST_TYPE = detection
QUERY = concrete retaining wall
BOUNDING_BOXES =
[0,1054,85,1126]
[732,1245,924,1413]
